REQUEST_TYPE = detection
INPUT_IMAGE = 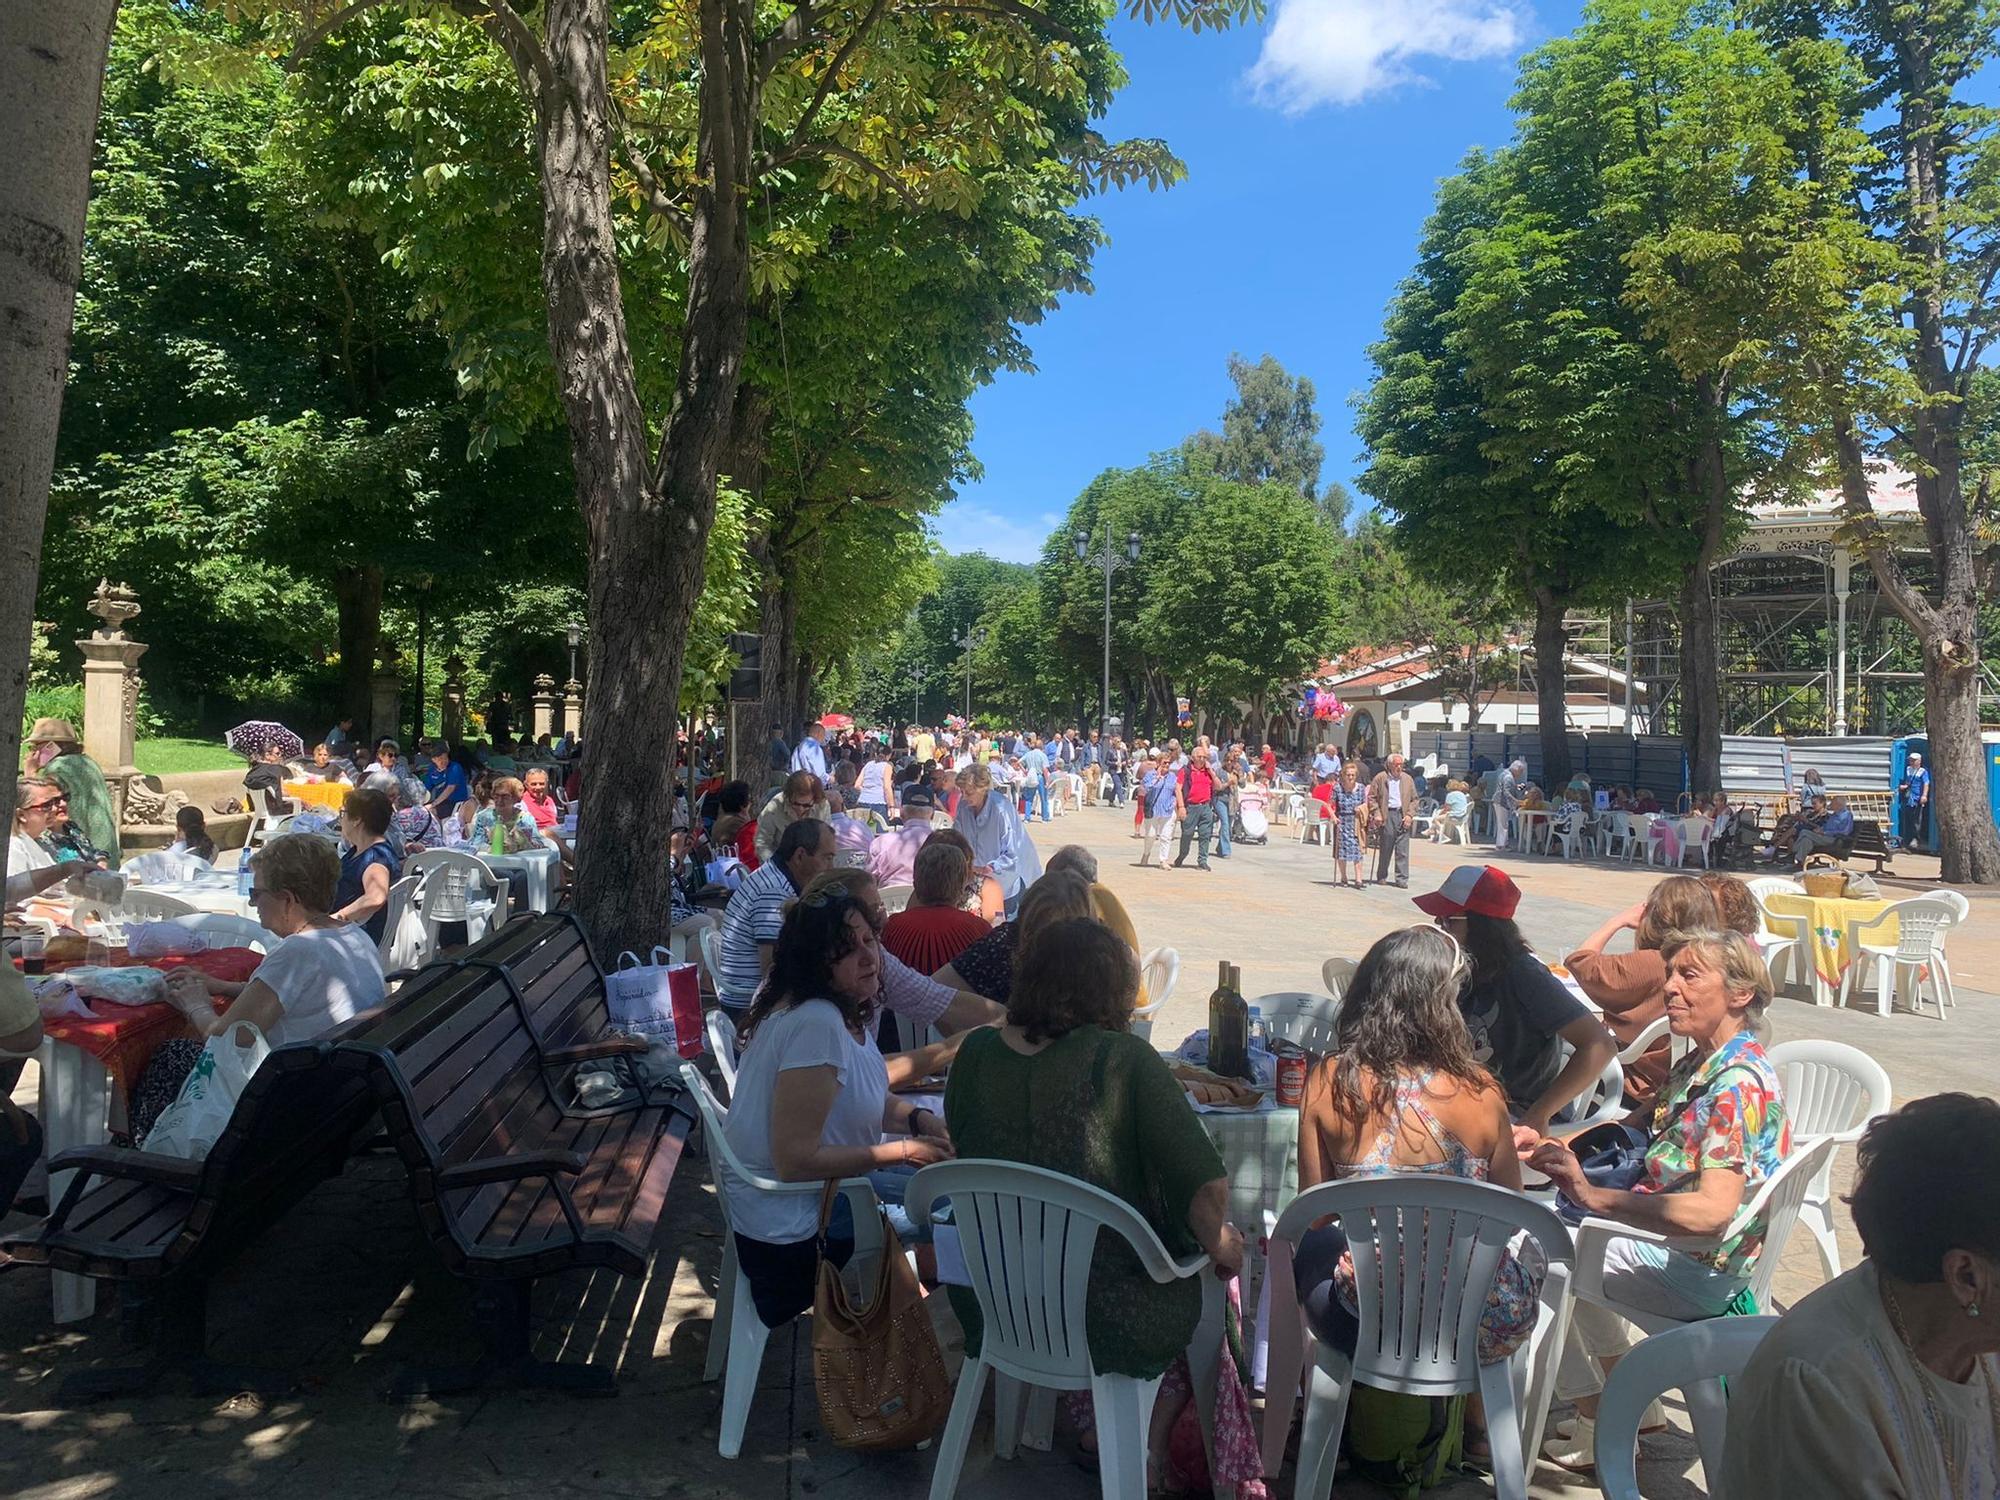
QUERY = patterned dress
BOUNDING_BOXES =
[1333,784,1367,861]
[1639,1030,1791,1278]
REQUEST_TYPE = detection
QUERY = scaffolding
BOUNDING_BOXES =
[1578,472,1999,738]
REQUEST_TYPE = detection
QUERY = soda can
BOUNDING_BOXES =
[1274,1044,1308,1108]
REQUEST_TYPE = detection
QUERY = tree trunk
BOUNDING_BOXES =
[538,0,757,955]
[1531,589,1573,787]
[0,1,116,876]
[332,563,384,728]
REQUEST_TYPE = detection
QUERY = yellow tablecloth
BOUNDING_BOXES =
[1765,891,1897,990]
[284,780,349,812]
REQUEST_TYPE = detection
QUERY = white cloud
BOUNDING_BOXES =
[1247,0,1528,114]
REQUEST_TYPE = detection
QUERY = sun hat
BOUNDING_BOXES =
[1412,864,1522,921]
[26,718,82,746]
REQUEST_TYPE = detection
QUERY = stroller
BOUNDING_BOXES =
[1233,788,1271,845]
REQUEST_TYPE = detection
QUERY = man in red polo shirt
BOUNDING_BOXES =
[1172,746,1220,870]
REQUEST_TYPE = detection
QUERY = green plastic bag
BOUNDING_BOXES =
[1342,1383,1466,1499]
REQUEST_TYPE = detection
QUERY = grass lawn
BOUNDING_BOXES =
[134,737,242,776]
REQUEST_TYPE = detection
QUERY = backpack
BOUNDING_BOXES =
[1342,1384,1465,1498]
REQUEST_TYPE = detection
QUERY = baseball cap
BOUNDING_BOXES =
[1412,864,1521,921]
[901,783,937,810]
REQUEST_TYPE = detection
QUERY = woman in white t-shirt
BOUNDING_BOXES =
[722,885,953,1327]
[137,833,386,1139]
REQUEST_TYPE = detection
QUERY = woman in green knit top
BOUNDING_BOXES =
[943,915,1244,1377]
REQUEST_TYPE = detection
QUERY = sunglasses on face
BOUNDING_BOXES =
[24,797,67,812]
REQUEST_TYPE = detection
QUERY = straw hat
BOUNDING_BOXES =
[25,718,82,747]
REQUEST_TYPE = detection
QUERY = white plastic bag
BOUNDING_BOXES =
[145,1022,271,1160]
[126,922,209,959]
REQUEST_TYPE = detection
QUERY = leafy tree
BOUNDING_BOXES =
[1798,0,2000,883]
[1139,469,1339,740]
[207,0,1258,954]
[1191,352,1326,503]
[1336,512,1516,728]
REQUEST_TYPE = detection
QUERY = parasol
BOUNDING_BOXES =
[819,712,854,731]
[225,720,305,761]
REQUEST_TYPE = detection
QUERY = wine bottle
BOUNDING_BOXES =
[1208,960,1251,1081]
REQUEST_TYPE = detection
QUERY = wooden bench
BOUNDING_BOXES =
[1846,818,1895,875]
[0,1038,379,1401]
[328,912,695,1396]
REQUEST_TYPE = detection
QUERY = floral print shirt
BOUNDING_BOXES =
[1640,1030,1791,1278]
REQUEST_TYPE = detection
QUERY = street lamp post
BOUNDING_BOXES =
[1073,527,1141,735]
[954,626,987,720]
[911,663,929,725]
[565,618,582,684]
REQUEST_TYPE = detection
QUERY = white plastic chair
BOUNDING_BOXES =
[697,925,726,997]
[1129,946,1180,1043]
[907,1159,1224,1500]
[1613,1013,1692,1074]
[1767,1040,1892,1281]
[1321,956,1357,1003]
[122,849,213,883]
[170,912,275,952]
[1263,1176,1577,1500]
[677,1065,882,1458]
[1676,815,1716,868]
[1571,1137,1837,1471]
[1266,992,1341,1056]
[406,848,510,948]
[1747,877,1806,992]
[376,873,430,972]
[705,1009,740,1100]
[877,883,914,916]
[76,889,199,932]
[1842,894,1962,1018]
[1295,800,1331,846]
[240,785,304,851]
[1562,1051,1628,1134]
[1594,1317,1780,1500]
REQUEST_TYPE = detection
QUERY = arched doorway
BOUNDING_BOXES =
[1345,708,1379,762]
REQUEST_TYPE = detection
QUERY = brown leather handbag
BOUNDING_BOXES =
[810,1181,952,1451]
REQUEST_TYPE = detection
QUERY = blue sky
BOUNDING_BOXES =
[933,0,1584,563]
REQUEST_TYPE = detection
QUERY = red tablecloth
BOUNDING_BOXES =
[23,948,264,1096]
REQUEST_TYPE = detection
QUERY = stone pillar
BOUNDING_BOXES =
[440,654,467,746]
[563,679,585,739]
[77,580,146,824]
[371,648,403,746]
[531,673,558,739]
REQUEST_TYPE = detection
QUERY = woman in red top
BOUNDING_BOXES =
[882,840,993,975]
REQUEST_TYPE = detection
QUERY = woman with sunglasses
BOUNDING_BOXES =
[720,884,954,1329]
[6,776,82,908]
[1291,924,1543,1461]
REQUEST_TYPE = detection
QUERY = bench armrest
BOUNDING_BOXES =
[542,1036,650,1065]
[436,1149,588,1190]
[47,1145,204,1191]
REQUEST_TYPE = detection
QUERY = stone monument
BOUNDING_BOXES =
[78,579,147,825]
[563,678,585,740]
[531,673,558,740]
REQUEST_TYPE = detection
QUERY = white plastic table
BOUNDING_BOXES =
[33,1037,113,1323]
[122,873,255,919]
[485,845,560,914]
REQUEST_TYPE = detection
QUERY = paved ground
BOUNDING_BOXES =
[3,801,1993,1500]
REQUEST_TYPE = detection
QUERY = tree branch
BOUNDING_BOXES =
[768,140,920,209]
[287,0,396,64]
[775,0,890,162]
[619,127,694,241]
[758,0,819,79]
[906,0,1085,49]
[445,0,554,95]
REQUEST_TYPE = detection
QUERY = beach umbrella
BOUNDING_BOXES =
[819,712,854,730]
[225,720,304,761]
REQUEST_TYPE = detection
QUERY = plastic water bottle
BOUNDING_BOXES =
[237,859,254,898]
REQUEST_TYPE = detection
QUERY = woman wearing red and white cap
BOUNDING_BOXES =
[1412,865,1616,1137]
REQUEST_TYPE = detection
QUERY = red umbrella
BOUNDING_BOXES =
[819,712,854,730]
